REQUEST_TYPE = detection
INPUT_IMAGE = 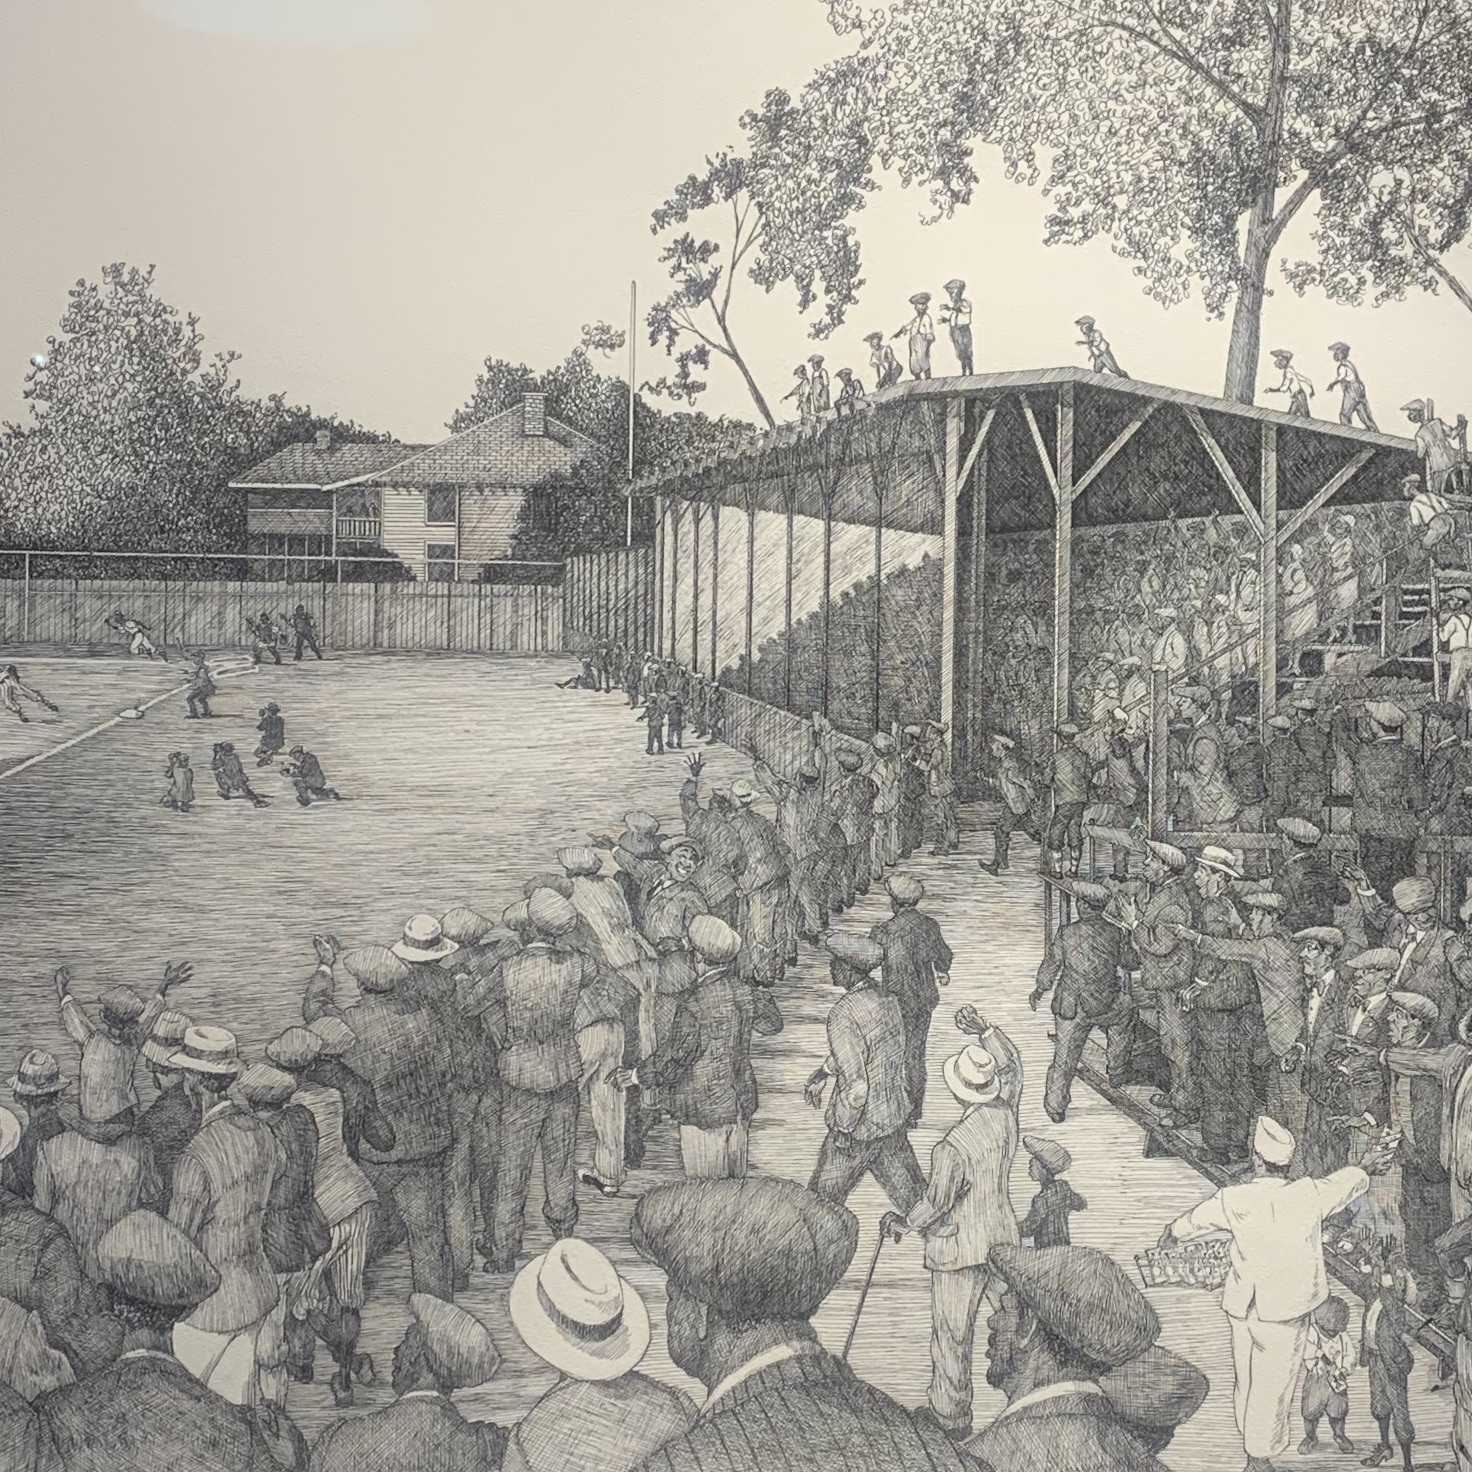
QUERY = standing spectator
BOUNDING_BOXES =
[807,354,831,415]
[1441,588,1472,707]
[938,279,973,375]
[1272,818,1345,933]
[899,726,928,858]
[665,688,684,750]
[1031,882,1129,1124]
[1330,341,1378,431]
[922,723,960,855]
[679,758,745,927]
[1148,606,1188,683]
[1298,1296,1356,1456]
[977,733,1040,876]
[1405,397,1460,493]
[505,1240,697,1472]
[1296,926,1354,1178]
[3,1049,70,1201]
[1224,714,1268,830]
[1130,841,1198,1123]
[166,1026,284,1407]
[1335,699,1427,898]
[869,873,952,1125]
[890,1021,1022,1443]
[1323,515,1360,639]
[724,780,793,989]
[864,331,904,390]
[1044,722,1091,878]
[484,889,598,1274]
[1351,872,1460,1035]
[308,1295,507,1472]
[894,293,935,379]
[805,934,924,1213]
[1289,695,1331,826]
[291,603,322,661]
[868,731,903,876]
[1263,713,1296,826]
[1265,349,1313,417]
[1075,316,1128,376]
[303,1014,396,1165]
[1359,1244,1417,1472]
[638,691,666,756]
[1016,1137,1086,1249]
[834,747,878,901]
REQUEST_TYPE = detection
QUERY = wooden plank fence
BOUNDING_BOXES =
[0,578,564,655]
[563,546,654,652]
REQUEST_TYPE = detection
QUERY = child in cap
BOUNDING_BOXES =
[1299,1294,1355,1455]
[1016,1135,1086,1248]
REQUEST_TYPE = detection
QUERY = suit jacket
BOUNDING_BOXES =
[869,908,953,1023]
[1192,930,1301,1057]
[1289,723,1331,815]
[965,1388,1166,1472]
[1034,913,1122,1020]
[1171,1167,1369,1322]
[825,985,910,1142]
[342,990,452,1162]
[1302,971,1355,1108]
[1275,851,1347,934]
[137,1086,197,1202]
[35,1350,283,1472]
[727,808,790,891]
[504,1371,697,1472]
[262,1104,331,1274]
[908,1100,1019,1271]
[301,1058,394,1161]
[1360,909,1461,1040]
[292,1082,377,1228]
[0,1379,39,1472]
[0,1188,120,1377]
[634,1346,982,1472]
[489,943,599,1094]
[679,782,746,913]
[168,1103,285,1335]
[1,1104,65,1203]
[1348,735,1426,838]
[33,1128,157,1280]
[1132,878,1193,995]
[308,1391,506,1472]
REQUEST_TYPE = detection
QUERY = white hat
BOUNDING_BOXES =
[509,1239,650,1381]
[0,1106,19,1163]
[1253,1116,1295,1167]
[1195,845,1244,878]
[942,1045,1001,1105]
[391,913,460,963]
[168,1025,243,1077]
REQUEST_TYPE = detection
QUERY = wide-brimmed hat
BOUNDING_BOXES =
[141,1010,193,1070]
[944,1045,1001,1105]
[1195,845,1244,879]
[391,914,460,963]
[168,1026,243,1077]
[8,1049,69,1099]
[1101,1346,1209,1435]
[509,1239,650,1382]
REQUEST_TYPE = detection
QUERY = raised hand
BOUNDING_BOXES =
[687,754,704,780]
[955,1004,987,1036]
[54,966,71,999]
[161,961,193,992]
[312,934,339,967]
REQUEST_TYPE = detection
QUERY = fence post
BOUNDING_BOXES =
[22,551,30,643]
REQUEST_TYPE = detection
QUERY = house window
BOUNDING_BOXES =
[426,487,458,526]
[426,543,457,582]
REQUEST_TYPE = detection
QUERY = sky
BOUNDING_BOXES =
[2,0,1471,444]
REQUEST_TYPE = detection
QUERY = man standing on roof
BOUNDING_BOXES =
[1265,349,1314,417]
[1330,342,1377,431]
[894,293,936,380]
[1404,398,1460,494]
[781,364,812,425]
[807,354,831,416]
[1076,316,1127,377]
[938,279,973,375]
[1441,587,1472,707]
[865,331,903,391]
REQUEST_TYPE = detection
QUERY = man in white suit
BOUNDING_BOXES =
[1159,1116,1387,1472]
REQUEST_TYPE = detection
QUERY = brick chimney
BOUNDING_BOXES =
[521,393,546,437]
[315,428,332,452]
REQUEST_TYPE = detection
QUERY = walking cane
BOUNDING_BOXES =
[841,1215,905,1362]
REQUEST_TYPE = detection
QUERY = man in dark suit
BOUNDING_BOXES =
[137,1012,198,1201]
[1297,927,1355,1179]
[1030,882,1127,1124]
[300,1015,396,1163]
[964,1245,1166,1471]
[3,1049,70,1200]
[806,934,924,1212]
[1352,873,1464,1037]
[35,1208,290,1472]
[308,1293,507,1472]
[1273,818,1348,934]
[1288,696,1331,823]
[1129,841,1197,1120]
[869,873,953,1124]
[1335,699,1427,898]
[0,1107,122,1380]
[631,1176,986,1472]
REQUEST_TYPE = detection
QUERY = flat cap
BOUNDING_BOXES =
[1100,1346,1209,1433]
[1267,714,1294,730]
[1145,840,1188,872]
[502,899,532,932]
[660,834,700,857]
[409,1294,502,1389]
[308,1016,355,1055]
[989,1244,1158,1369]
[1393,877,1436,913]
[266,1027,323,1071]
[1067,881,1111,908]
[1056,722,1081,738]
[622,810,660,835]
[631,1177,858,1320]
[887,873,924,905]
[234,1063,296,1110]
[528,889,580,937]
[523,873,575,900]
[1293,926,1345,950]
[836,749,863,772]
[871,732,897,754]
[439,907,498,946]
[825,933,885,973]
[99,986,147,1026]
[1345,947,1401,972]
[1290,695,1319,712]
[340,945,411,993]
[141,1009,192,1069]
[96,1210,220,1309]
[728,779,756,805]
[1023,1135,1071,1175]
[1389,989,1440,1024]
[558,846,603,877]
[1366,700,1406,729]
[1276,817,1321,846]
[687,914,742,964]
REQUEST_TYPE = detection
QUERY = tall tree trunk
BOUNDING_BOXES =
[1223,227,1274,404]
[714,313,775,429]
[1404,216,1472,317]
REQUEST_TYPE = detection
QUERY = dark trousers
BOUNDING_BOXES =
[1197,1009,1252,1161]
[993,807,1040,867]
[1047,802,1086,861]
[364,1155,451,1299]
[646,723,664,755]
[809,1127,924,1213]
[186,694,211,718]
[1359,835,1417,901]
[1151,992,1198,1116]
[491,1081,579,1263]
[902,1006,935,1123]
[928,796,959,854]
[1368,1355,1414,1444]
[1403,1165,1453,1309]
[1044,1003,1133,1118]
[667,720,683,749]
[294,630,322,660]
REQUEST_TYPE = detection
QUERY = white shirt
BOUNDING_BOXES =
[1277,366,1314,397]
[1349,992,1389,1038]
[1411,489,1450,527]
[1333,360,1363,389]
[1441,612,1472,650]
[1304,973,1331,1035]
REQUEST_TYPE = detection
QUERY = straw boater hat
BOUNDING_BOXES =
[391,914,460,964]
[943,1045,1002,1106]
[509,1239,650,1382]
[168,1026,243,1077]
[1195,846,1244,879]
[7,1049,69,1099]
[141,1010,192,1070]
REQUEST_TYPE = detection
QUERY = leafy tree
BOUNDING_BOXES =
[806,0,1472,403]
[647,87,875,426]
[0,263,388,560]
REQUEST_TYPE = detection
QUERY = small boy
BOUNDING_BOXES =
[1360,1242,1416,1471]
[1299,1294,1355,1455]
[161,752,195,812]
[255,703,286,767]
[1017,1136,1086,1248]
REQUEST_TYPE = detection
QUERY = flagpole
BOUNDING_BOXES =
[626,280,636,548]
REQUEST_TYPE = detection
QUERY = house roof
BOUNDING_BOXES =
[229,441,430,490]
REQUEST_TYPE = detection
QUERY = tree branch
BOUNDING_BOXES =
[671,306,733,360]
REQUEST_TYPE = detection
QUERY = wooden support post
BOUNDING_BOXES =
[1148,664,1170,839]
[968,438,990,760]
[745,501,756,696]
[874,497,885,734]
[690,502,702,670]
[709,503,721,680]
[654,496,665,656]
[22,550,30,642]
[784,490,795,712]
[669,500,681,660]
[1053,383,1075,724]
[941,398,961,751]
[1260,423,1279,728]
[821,490,834,717]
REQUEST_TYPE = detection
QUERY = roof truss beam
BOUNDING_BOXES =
[1280,448,1378,544]
[1018,394,1060,503]
[1183,405,1264,541]
[1073,402,1158,504]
